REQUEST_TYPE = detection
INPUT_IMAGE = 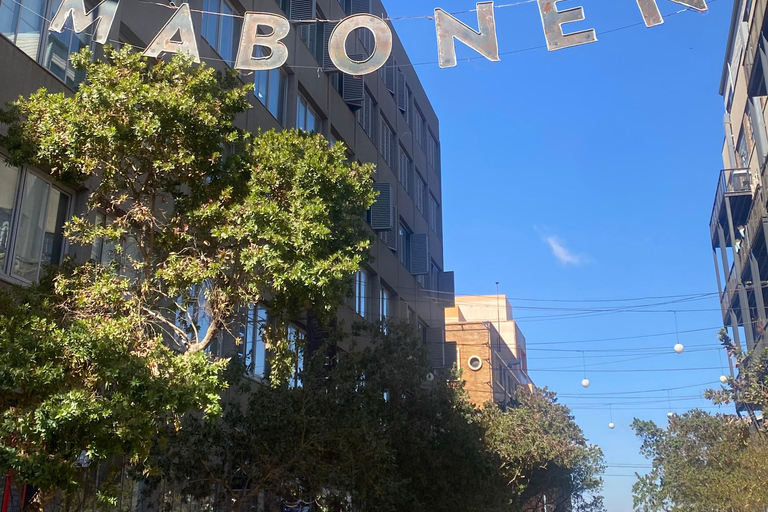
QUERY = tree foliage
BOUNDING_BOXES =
[0,47,375,499]
[631,410,768,512]
[480,389,606,512]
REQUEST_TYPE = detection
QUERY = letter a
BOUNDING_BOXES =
[434,2,500,68]
[49,0,119,45]
[143,3,200,63]
[235,13,290,71]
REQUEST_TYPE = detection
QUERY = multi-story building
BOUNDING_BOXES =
[709,0,768,360]
[0,0,455,375]
[445,295,532,407]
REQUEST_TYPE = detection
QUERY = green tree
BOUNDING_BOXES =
[153,322,497,512]
[0,46,375,503]
[705,328,768,426]
[631,410,768,512]
[479,388,606,512]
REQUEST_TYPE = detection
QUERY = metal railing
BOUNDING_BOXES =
[710,168,752,240]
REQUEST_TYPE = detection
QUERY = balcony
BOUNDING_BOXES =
[710,169,753,243]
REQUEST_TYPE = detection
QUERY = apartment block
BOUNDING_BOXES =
[710,0,768,360]
[445,295,532,407]
[0,0,455,377]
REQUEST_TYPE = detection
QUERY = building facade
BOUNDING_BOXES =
[445,295,532,407]
[710,0,768,361]
[0,0,455,376]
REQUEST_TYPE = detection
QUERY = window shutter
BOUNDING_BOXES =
[342,70,365,109]
[304,22,318,59]
[290,0,316,20]
[351,0,371,14]
[384,56,396,94]
[322,22,337,71]
[398,299,409,320]
[370,183,394,231]
[426,327,445,368]
[410,233,429,275]
[397,71,407,112]
[384,208,398,251]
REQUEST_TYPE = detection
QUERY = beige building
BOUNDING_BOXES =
[0,0,455,378]
[710,0,768,361]
[445,295,532,407]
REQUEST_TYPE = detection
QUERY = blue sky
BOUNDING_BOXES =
[383,0,733,510]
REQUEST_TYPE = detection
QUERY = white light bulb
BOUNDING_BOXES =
[674,344,685,354]
[668,412,674,419]
[609,422,615,429]
[720,375,729,384]
[582,379,590,388]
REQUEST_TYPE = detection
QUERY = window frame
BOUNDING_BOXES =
[254,66,288,125]
[0,159,73,285]
[297,93,321,133]
[201,0,241,67]
[379,114,395,167]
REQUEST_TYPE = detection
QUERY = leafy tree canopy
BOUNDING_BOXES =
[631,410,768,512]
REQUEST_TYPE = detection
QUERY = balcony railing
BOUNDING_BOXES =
[710,168,752,240]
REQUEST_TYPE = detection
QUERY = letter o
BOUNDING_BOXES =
[328,14,392,75]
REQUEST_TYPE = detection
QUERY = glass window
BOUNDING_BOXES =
[297,95,320,132]
[428,132,440,172]
[399,146,411,195]
[357,89,376,140]
[12,173,51,281]
[398,224,410,271]
[414,105,426,147]
[0,0,45,59]
[354,269,368,319]
[255,67,287,124]
[415,172,426,213]
[380,286,390,322]
[242,304,268,378]
[0,161,20,271]
[202,0,241,66]
[379,115,394,167]
[43,0,90,89]
[429,194,439,234]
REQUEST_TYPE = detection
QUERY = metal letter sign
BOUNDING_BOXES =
[143,3,200,63]
[636,0,707,27]
[235,13,290,71]
[49,0,119,44]
[537,0,596,51]
[328,14,393,75]
[434,2,500,68]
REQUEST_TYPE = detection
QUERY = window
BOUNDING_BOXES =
[429,194,439,234]
[399,146,412,194]
[254,67,287,124]
[358,89,376,140]
[242,304,268,378]
[0,160,70,283]
[297,95,321,132]
[299,9,324,64]
[288,324,306,388]
[429,261,440,291]
[0,0,90,88]
[403,86,412,126]
[427,132,439,172]
[737,132,750,168]
[380,285,390,321]
[414,105,426,147]
[176,282,221,358]
[354,269,369,319]
[415,172,426,213]
[202,0,241,66]
[379,115,395,167]
[398,223,411,270]
[418,321,427,345]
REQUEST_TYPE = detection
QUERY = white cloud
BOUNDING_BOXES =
[543,235,589,266]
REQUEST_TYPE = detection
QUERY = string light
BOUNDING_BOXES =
[673,312,685,354]
[581,351,590,388]
[608,404,615,430]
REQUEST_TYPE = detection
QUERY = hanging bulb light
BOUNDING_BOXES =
[719,349,729,385]
[609,422,615,429]
[673,312,684,354]
[667,412,675,419]
[581,351,590,388]
[720,375,729,384]
[608,405,615,429]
